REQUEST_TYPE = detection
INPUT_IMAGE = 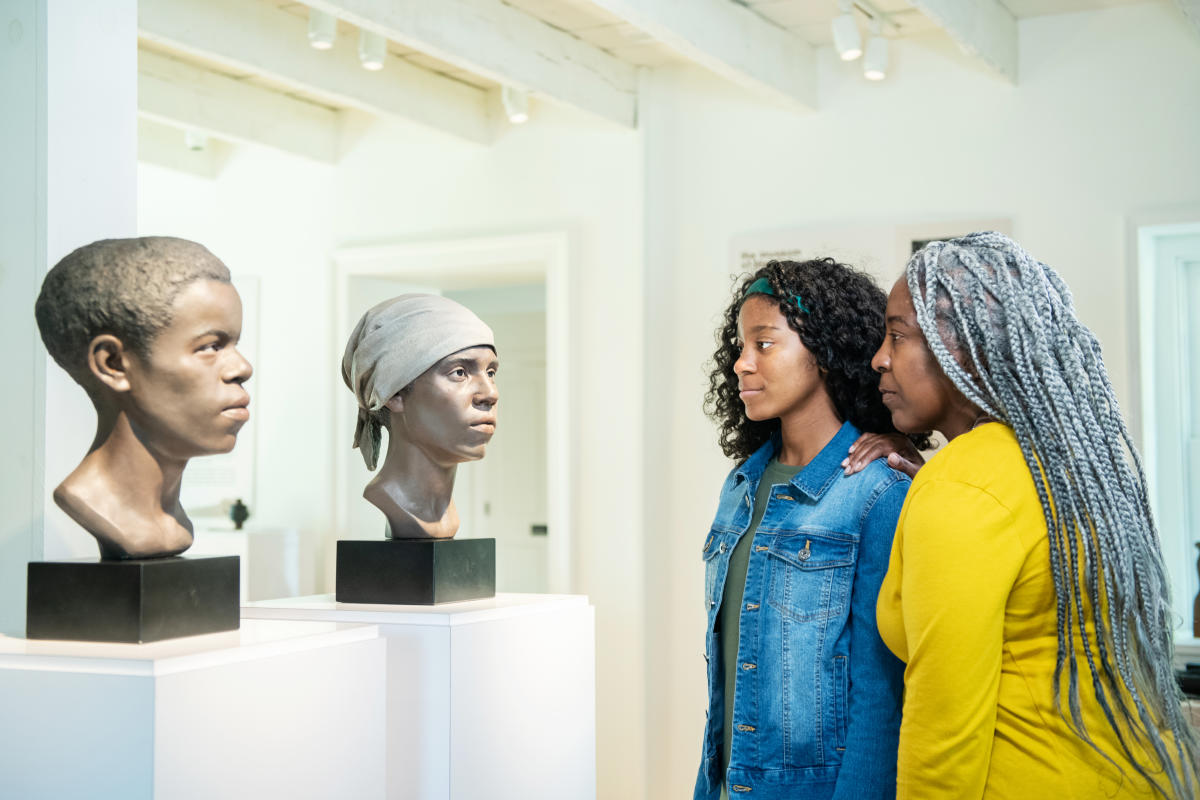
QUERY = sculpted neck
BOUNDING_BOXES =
[54,411,193,559]
[363,423,460,540]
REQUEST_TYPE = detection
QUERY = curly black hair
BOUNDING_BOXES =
[704,257,930,462]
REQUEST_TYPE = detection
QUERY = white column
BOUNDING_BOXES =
[0,0,137,635]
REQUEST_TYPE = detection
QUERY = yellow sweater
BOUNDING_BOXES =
[877,423,1170,799]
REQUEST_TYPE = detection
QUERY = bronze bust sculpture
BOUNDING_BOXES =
[35,237,253,559]
[341,294,498,539]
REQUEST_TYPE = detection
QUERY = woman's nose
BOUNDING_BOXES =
[733,348,753,376]
[871,342,889,374]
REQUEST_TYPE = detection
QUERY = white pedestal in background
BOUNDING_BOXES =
[243,593,596,800]
[0,620,385,800]
[188,523,303,602]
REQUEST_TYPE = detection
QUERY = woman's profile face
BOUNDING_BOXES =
[733,295,829,425]
[872,278,972,438]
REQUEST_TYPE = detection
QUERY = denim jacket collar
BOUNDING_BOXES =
[732,421,862,502]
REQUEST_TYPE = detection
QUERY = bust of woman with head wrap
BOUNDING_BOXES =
[342,294,498,540]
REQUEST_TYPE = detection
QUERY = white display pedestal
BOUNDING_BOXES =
[243,593,596,800]
[0,619,386,800]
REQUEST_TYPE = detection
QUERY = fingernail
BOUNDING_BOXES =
[840,458,848,466]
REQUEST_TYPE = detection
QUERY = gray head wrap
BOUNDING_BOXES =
[341,294,494,470]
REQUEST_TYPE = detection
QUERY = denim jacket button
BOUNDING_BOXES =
[719,543,727,554]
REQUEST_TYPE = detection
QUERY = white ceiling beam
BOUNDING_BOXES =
[907,0,1018,83]
[139,50,340,164]
[139,0,494,145]
[305,0,638,128]
[586,0,816,109]
[137,117,231,180]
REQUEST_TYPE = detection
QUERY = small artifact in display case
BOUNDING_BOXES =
[338,294,499,603]
[27,237,250,640]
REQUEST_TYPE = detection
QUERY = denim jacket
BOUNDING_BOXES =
[694,422,907,800]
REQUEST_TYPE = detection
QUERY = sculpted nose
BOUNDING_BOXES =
[227,347,253,384]
[476,376,498,407]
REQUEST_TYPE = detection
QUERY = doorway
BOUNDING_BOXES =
[1138,220,1200,634]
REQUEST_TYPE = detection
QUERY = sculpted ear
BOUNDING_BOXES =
[384,393,404,414]
[88,334,132,393]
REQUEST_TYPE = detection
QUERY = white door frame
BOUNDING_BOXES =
[1131,209,1200,642]
[331,231,573,594]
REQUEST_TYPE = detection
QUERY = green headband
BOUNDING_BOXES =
[743,276,810,314]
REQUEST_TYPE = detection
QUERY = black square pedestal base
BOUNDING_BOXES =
[26,555,240,643]
[336,538,495,605]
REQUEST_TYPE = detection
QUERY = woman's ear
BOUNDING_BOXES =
[384,393,404,414]
[88,334,132,393]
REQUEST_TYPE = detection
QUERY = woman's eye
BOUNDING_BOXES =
[757,341,773,351]
[452,368,467,378]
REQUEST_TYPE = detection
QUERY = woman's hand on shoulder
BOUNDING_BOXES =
[842,432,924,479]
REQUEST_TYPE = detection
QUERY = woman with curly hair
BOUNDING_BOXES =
[694,258,924,800]
[871,232,1198,798]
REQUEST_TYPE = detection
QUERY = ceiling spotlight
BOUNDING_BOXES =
[358,29,386,71]
[831,1,862,61]
[307,9,336,50]
[502,86,530,124]
[184,130,208,152]
[863,21,888,80]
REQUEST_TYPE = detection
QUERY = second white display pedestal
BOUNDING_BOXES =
[243,593,596,800]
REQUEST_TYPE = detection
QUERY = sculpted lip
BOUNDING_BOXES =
[222,395,251,421]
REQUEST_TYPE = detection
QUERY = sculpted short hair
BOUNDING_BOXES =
[35,237,231,381]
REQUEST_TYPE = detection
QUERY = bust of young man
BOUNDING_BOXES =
[341,294,498,540]
[35,237,253,559]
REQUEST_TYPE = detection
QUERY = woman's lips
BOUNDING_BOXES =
[739,388,762,400]
[471,421,496,434]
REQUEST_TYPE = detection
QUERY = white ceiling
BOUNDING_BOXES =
[140,0,1163,96]
[134,0,1183,168]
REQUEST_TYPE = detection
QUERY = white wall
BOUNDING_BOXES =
[639,3,1200,796]
[139,103,647,799]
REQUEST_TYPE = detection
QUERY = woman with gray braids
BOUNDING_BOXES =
[870,231,1198,798]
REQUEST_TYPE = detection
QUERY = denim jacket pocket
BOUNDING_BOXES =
[765,530,857,623]
[702,532,723,615]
